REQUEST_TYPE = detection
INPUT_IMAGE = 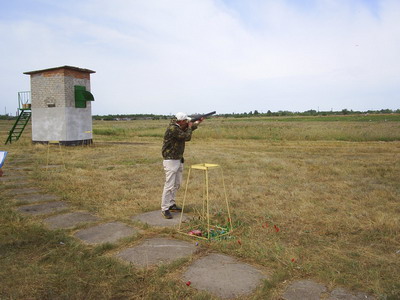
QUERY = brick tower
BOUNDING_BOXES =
[24,66,95,145]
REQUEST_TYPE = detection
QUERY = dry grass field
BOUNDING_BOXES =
[1,115,399,299]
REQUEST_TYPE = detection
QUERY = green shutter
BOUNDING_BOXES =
[75,86,94,108]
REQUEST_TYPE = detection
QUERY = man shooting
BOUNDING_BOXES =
[160,112,203,219]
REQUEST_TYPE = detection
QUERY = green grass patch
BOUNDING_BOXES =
[93,127,127,136]
[226,114,400,122]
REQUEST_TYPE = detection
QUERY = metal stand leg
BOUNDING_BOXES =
[178,163,233,240]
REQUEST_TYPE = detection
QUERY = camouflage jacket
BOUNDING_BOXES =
[162,118,198,160]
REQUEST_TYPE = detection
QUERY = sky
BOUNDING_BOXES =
[0,0,399,116]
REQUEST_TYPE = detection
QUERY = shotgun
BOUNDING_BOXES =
[190,111,216,122]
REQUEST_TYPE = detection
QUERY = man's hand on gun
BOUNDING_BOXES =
[179,111,215,130]
[187,111,216,128]
[188,117,204,128]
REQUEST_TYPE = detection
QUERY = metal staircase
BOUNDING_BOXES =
[5,110,31,144]
[4,91,31,145]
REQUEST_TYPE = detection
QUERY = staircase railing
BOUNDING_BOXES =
[18,91,31,110]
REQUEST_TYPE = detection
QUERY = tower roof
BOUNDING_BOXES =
[24,65,95,75]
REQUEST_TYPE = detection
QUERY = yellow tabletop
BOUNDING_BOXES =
[191,163,220,170]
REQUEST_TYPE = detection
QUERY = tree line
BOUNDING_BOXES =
[1,109,398,121]
[92,109,400,120]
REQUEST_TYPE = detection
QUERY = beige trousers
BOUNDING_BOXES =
[161,159,183,211]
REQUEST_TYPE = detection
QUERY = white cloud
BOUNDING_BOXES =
[1,0,399,115]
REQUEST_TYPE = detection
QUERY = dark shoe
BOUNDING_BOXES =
[169,204,182,212]
[162,210,173,219]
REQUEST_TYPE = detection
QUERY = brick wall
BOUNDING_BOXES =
[30,73,91,108]
[31,74,65,109]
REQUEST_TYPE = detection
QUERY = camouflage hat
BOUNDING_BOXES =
[175,112,191,121]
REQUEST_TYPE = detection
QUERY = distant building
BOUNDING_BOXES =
[24,66,95,145]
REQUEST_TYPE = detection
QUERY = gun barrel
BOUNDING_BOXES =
[190,111,216,122]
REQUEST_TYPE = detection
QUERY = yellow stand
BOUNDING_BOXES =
[178,163,233,240]
[46,141,66,171]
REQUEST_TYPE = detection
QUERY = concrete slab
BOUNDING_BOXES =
[7,167,33,171]
[328,288,375,300]
[0,175,28,182]
[15,193,59,203]
[3,180,32,187]
[182,253,267,299]
[131,210,191,227]
[74,222,137,245]
[6,188,41,196]
[17,201,69,215]
[282,280,327,300]
[43,212,100,230]
[115,237,197,268]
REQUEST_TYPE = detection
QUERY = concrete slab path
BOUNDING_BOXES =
[182,253,267,299]
[327,288,376,300]
[0,175,28,182]
[6,187,41,195]
[43,211,100,229]
[74,221,138,245]
[282,280,376,300]
[14,193,59,203]
[6,166,33,171]
[3,181,31,186]
[115,237,198,268]
[131,210,191,227]
[282,280,327,300]
[17,201,69,215]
